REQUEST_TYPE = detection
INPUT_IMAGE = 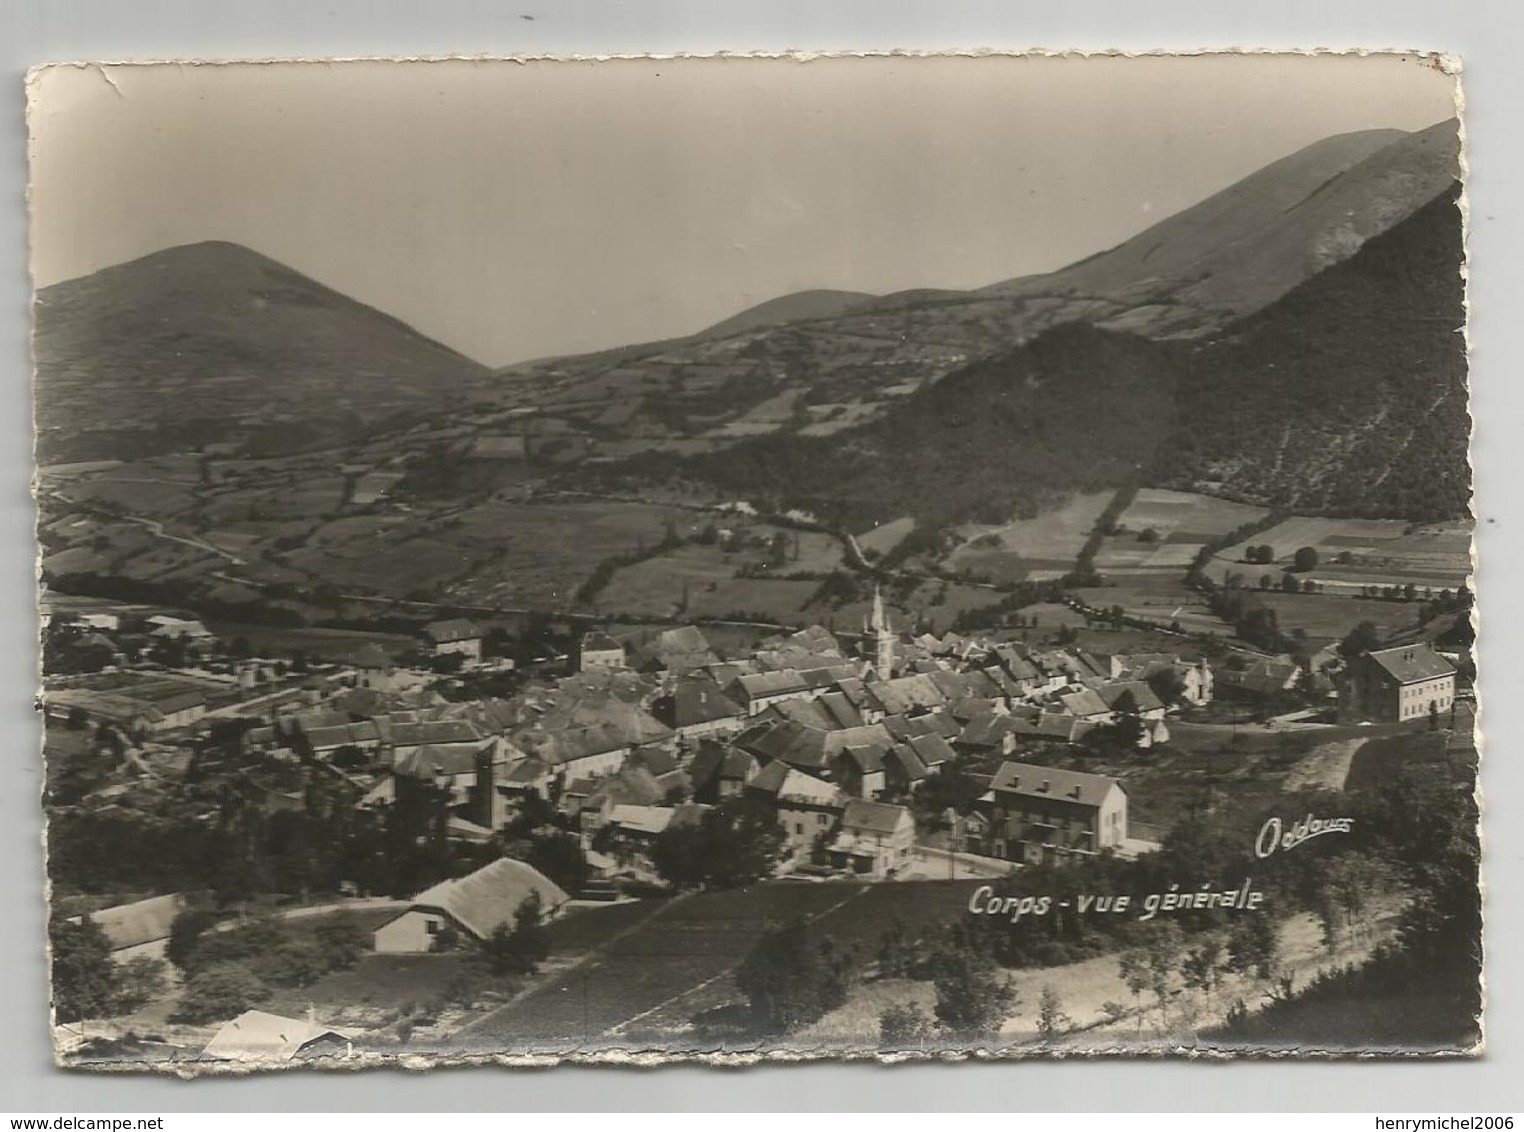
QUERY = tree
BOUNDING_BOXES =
[524,832,588,895]
[252,935,329,988]
[1036,985,1071,1042]
[877,920,916,980]
[913,765,985,826]
[50,916,117,1023]
[1117,948,1151,1033]
[931,945,1015,1040]
[1338,620,1383,659]
[1181,939,1226,1005]
[313,914,369,971]
[113,956,168,1014]
[736,920,850,1035]
[651,795,785,890]
[173,963,269,1024]
[482,894,551,976]
[165,907,220,973]
[1226,914,1279,981]
[1145,667,1187,709]
[879,1002,933,1048]
[1143,922,1185,1027]
[1292,546,1320,572]
[1280,573,1301,593]
[1137,527,1160,544]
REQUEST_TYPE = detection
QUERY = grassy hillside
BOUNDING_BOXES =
[595,184,1467,530]
[643,322,1181,528]
[1158,185,1469,520]
[982,121,1459,338]
[493,122,1460,464]
[697,289,878,339]
[34,241,490,463]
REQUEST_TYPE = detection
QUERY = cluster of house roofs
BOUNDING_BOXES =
[226,602,1214,879]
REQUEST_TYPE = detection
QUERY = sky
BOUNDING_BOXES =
[27,54,1457,368]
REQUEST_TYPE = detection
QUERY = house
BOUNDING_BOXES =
[71,893,188,960]
[340,643,403,691]
[902,731,955,773]
[514,715,671,781]
[299,720,383,762]
[759,691,863,732]
[203,1010,352,1063]
[374,858,569,953]
[146,615,214,642]
[1344,644,1457,724]
[863,674,949,718]
[746,762,846,863]
[831,743,888,799]
[1057,688,1114,722]
[827,799,916,878]
[602,802,678,844]
[1118,655,1215,707]
[1094,681,1167,720]
[574,763,667,828]
[578,631,627,672]
[654,678,748,742]
[419,619,483,662]
[991,645,1045,695]
[884,743,931,795]
[1219,657,1303,701]
[730,670,812,716]
[498,756,555,799]
[982,760,1128,866]
[634,625,719,678]
[392,742,506,829]
[388,719,489,768]
[688,742,758,803]
[954,711,1022,758]
[44,684,207,735]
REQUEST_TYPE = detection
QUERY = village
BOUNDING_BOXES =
[40,564,1474,1062]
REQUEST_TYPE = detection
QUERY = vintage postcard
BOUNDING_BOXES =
[28,52,1477,1069]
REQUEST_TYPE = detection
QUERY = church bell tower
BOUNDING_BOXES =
[867,584,894,682]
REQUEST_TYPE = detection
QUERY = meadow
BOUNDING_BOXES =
[1094,489,1269,575]
[1208,517,1471,593]
[944,491,1115,582]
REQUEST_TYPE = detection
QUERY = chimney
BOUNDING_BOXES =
[1039,779,1050,793]
[1071,785,1082,799]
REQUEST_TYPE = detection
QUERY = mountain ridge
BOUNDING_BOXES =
[34,240,490,464]
[618,183,1467,529]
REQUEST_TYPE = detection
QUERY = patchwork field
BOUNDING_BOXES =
[1075,576,1228,637]
[855,516,916,557]
[1208,518,1471,593]
[1095,489,1269,575]
[1247,592,1424,651]
[944,491,1114,582]
[282,499,701,607]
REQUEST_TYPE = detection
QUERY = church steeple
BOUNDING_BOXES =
[867,583,894,682]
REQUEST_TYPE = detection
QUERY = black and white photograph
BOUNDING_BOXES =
[27,52,1478,1069]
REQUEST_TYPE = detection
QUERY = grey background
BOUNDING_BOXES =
[1,0,1517,1113]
